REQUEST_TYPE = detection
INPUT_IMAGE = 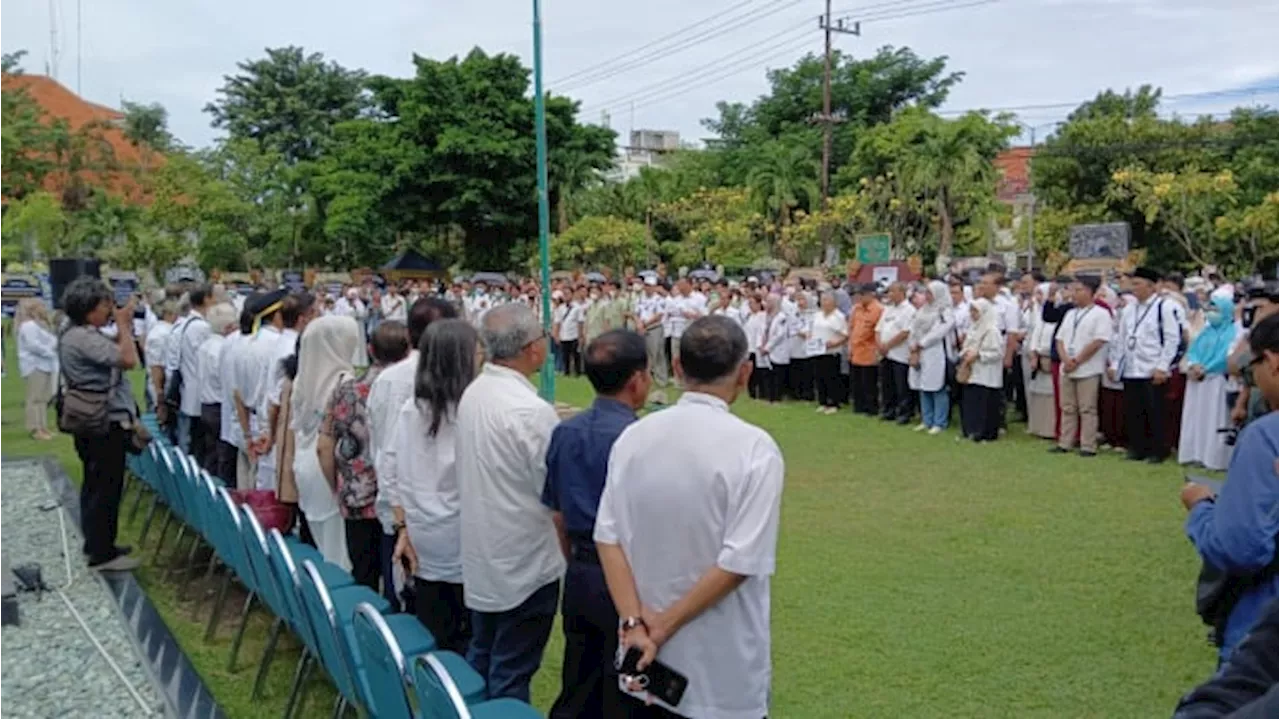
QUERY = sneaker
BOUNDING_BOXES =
[1079,450,1097,458]
[825,407,839,415]
[90,555,141,572]
[815,406,826,414]
[1048,446,1070,454]
[912,423,928,432]
[927,427,943,435]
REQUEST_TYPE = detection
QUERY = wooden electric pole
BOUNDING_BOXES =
[816,3,858,264]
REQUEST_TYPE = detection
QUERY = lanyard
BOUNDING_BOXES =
[1128,300,1158,340]
[1068,306,1093,345]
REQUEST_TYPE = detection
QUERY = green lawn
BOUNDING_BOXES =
[1,347,1215,717]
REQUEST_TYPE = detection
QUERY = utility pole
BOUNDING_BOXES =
[1026,125,1036,272]
[815,3,858,264]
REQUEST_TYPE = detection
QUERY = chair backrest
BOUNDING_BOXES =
[213,488,251,584]
[298,559,359,703]
[266,529,318,651]
[351,603,414,719]
[239,505,285,616]
[410,654,470,719]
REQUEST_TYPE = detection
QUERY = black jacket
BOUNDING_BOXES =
[1174,600,1278,718]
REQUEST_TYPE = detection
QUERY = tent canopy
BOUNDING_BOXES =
[381,249,444,273]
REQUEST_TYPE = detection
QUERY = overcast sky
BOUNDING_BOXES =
[3,0,1277,149]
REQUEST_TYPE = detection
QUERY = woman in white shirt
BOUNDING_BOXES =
[958,298,1005,442]
[15,299,58,440]
[388,318,480,654]
[811,293,849,414]
[1024,283,1058,439]
[742,296,767,400]
[788,291,817,402]
[760,296,790,404]
[557,289,587,377]
[907,281,954,433]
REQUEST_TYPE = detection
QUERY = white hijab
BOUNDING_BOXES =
[911,280,953,336]
[963,298,998,354]
[290,315,359,441]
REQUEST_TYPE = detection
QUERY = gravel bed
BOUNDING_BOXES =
[1,460,166,718]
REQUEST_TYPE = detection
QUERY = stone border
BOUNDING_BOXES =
[7,456,226,719]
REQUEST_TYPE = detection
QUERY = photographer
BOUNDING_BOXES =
[1227,281,1278,428]
[1181,313,1279,663]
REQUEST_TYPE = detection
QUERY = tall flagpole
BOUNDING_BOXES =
[533,0,556,402]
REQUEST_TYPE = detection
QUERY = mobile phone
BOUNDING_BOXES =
[616,646,689,708]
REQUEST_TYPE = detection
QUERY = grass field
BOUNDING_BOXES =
[1,346,1217,717]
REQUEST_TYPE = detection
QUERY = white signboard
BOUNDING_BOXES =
[872,266,899,287]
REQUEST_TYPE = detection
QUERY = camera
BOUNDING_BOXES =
[1218,426,1240,447]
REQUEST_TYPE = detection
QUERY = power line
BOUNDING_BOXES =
[582,0,999,117]
[938,86,1279,116]
[553,0,809,92]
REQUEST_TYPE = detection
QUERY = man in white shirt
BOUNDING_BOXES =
[596,315,784,719]
[667,279,707,366]
[368,297,458,610]
[254,292,316,490]
[457,303,563,702]
[219,305,254,486]
[557,289,587,377]
[381,285,408,323]
[1052,276,1113,457]
[144,300,177,415]
[876,282,916,423]
[168,285,214,461]
[1108,266,1182,464]
[636,277,670,404]
[195,302,237,476]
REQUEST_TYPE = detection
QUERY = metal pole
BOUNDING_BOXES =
[533,0,556,402]
[1026,126,1035,272]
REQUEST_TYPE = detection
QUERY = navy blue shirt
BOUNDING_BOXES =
[541,397,637,539]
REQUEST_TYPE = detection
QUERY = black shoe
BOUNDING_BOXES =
[896,417,912,426]
[115,545,133,556]
[1145,456,1166,465]
[1079,450,1097,458]
[1125,453,1145,462]
[1048,446,1070,454]
[879,414,895,422]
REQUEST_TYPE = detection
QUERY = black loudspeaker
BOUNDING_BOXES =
[49,258,102,310]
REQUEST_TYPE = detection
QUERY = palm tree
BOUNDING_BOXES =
[746,141,818,241]
[902,120,991,260]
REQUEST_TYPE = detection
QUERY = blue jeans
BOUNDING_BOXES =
[467,580,560,702]
[920,389,950,429]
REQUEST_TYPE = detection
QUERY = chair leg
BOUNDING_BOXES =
[282,650,314,719]
[152,512,176,561]
[227,590,257,672]
[330,695,346,719]
[203,572,233,642]
[252,617,285,700]
[126,482,149,524]
[137,495,163,548]
[174,538,205,595]
[189,555,222,621]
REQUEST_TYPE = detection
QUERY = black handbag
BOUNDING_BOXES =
[56,383,111,437]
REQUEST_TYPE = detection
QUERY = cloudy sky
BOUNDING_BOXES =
[3,0,1277,149]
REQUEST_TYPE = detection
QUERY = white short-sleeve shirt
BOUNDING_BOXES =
[810,309,848,354]
[595,392,783,719]
[1060,305,1114,379]
[391,398,462,583]
[457,363,564,612]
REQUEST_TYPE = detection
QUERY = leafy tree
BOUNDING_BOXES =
[121,100,173,171]
[2,50,28,74]
[746,140,818,240]
[1,78,60,202]
[2,191,68,259]
[654,187,767,269]
[551,215,652,270]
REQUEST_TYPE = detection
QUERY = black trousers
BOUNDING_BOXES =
[550,551,623,719]
[415,577,471,655]
[345,517,383,592]
[814,354,843,408]
[880,359,913,420]
[187,412,207,467]
[760,365,783,402]
[1007,362,1028,422]
[199,403,223,475]
[75,425,129,566]
[789,357,814,401]
[851,364,880,415]
[747,355,762,399]
[562,339,582,376]
[962,385,1003,441]
[1123,378,1168,460]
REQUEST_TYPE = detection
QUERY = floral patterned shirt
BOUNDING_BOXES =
[324,367,381,520]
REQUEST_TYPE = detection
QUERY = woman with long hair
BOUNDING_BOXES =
[760,295,790,405]
[292,315,361,569]
[58,278,141,571]
[15,298,58,439]
[742,296,767,399]
[959,298,1005,442]
[388,319,482,654]
[1024,283,1058,439]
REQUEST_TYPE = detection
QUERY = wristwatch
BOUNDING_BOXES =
[620,616,647,632]
[392,521,407,534]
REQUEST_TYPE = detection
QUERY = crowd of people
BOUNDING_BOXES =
[33,259,1278,717]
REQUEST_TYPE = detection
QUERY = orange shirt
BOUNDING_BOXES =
[848,301,883,366]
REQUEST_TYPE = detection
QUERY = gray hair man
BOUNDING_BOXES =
[455,303,564,702]
[595,315,784,718]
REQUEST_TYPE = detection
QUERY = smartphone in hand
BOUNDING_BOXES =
[616,646,689,708]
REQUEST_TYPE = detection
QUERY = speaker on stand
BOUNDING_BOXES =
[48,258,102,310]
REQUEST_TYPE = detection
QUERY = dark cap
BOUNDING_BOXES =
[248,288,287,317]
[1132,267,1161,283]
[857,282,880,295]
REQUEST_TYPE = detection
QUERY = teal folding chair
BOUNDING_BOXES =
[138,443,179,548]
[296,559,391,717]
[350,603,447,719]
[204,487,253,641]
[411,654,543,719]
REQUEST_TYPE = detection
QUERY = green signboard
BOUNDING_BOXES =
[856,233,892,264]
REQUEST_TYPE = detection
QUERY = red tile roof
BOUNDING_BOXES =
[994,146,1034,202]
[2,73,157,203]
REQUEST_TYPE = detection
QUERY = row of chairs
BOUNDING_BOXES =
[124,415,542,718]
